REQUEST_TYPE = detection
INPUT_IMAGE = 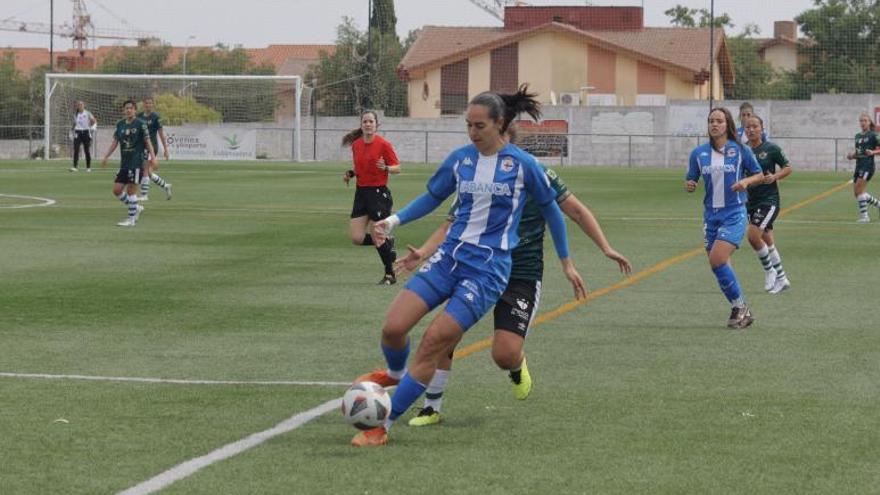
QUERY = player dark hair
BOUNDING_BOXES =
[708,107,740,150]
[143,96,154,103]
[122,99,136,109]
[740,102,754,112]
[341,110,380,147]
[470,83,541,134]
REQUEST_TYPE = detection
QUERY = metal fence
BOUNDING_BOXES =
[1,125,861,172]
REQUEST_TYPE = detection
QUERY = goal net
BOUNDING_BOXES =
[44,74,303,161]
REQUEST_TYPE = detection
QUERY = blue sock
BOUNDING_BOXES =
[388,373,427,424]
[381,340,409,379]
[712,264,744,306]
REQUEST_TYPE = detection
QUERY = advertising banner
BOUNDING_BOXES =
[165,127,256,160]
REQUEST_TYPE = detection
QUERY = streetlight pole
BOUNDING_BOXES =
[709,0,715,111]
[49,0,54,70]
[182,35,195,76]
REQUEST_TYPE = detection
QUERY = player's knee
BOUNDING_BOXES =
[380,317,410,343]
[491,347,520,370]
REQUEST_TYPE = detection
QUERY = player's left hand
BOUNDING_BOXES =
[561,258,587,300]
[163,150,170,160]
[393,245,425,274]
[603,247,632,275]
[731,180,748,192]
[762,174,777,185]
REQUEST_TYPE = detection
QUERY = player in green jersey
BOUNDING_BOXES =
[398,158,631,426]
[846,113,880,223]
[744,116,792,294]
[136,97,172,201]
[100,100,156,227]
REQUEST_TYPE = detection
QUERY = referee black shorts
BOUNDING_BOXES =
[350,186,393,221]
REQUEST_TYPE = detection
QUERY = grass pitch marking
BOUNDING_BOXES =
[117,398,341,495]
[119,180,850,494]
[0,372,350,387]
[0,194,56,209]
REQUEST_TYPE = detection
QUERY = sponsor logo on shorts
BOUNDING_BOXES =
[465,293,475,302]
[461,280,479,294]
[511,308,530,320]
[516,298,529,310]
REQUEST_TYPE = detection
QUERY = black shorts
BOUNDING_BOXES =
[493,279,542,338]
[350,186,393,221]
[115,167,143,185]
[748,204,780,231]
[854,167,875,182]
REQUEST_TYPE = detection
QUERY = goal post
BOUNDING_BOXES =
[44,73,303,162]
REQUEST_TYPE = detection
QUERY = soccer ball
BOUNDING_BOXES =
[341,381,391,430]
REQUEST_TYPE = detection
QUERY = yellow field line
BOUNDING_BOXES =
[453,180,851,360]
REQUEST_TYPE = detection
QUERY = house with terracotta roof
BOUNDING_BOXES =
[755,21,803,73]
[398,6,734,118]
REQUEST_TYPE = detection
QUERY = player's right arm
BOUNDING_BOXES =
[373,151,458,243]
[685,148,700,192]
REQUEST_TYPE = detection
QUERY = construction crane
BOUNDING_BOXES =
[0,0,157,56]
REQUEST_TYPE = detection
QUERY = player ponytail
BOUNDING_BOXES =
[341,110,379,147]
[471,84,541,135]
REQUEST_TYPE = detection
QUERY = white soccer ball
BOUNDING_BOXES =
[341,381,391,430]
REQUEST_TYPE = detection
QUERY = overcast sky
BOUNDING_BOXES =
[2,0,815,49]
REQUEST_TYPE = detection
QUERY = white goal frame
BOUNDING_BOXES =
[44,73,303,162]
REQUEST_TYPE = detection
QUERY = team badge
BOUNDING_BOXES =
[500,157,514,173]
[759,152,768,159]
[463,157,473,166]
[726,148,737,158]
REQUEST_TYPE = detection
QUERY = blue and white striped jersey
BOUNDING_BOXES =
[687,141,762,210]
[427,142,557,251]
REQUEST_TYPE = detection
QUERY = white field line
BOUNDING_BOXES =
[117,398,341,495]
[0,372,350,387]
[0,194,56,209]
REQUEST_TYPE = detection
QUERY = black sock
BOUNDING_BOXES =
[376,241,395,274]
[509,369,522,385]
[361,233,373,246]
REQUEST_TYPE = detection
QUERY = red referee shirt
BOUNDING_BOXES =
[351,134,400,187]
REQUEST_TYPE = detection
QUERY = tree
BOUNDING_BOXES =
[306,15,408,116]
[370,0,397,36]
[151,93,222,125]
[172,45,278,123]
[100,45,172,74]
[664,4,734,29]
[726,36,794,100]
[0,53,34,139]
[793,0,880,97]
[180,44,274,76]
